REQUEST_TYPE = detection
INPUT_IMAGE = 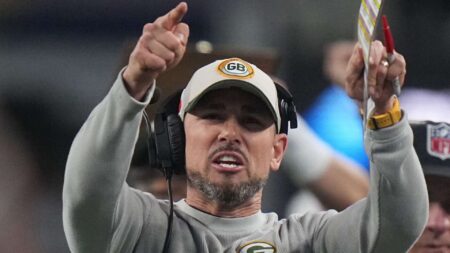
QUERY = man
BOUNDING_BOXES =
[409,121,450,253]
[63,2,427,252]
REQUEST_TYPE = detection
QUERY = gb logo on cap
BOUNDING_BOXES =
[217,58,254,79]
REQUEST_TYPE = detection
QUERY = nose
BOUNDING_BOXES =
[426,202,450,237]
[217,116,242,144]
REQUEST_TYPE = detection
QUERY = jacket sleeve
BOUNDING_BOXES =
[305,114,428,253]
[62,71,156,253]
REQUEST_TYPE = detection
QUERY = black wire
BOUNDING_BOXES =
[142,111,174,253]
[162,171,174,253]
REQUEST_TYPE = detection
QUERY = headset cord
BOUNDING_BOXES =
[162,170,174,253]
[142,111,175,253]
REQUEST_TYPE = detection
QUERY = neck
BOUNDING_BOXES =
[185,187,262,218]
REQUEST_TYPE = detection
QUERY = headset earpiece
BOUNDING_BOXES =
[274,82,298,134]
[149,91,186,176]
[279,99,289,134]
[166,114,185,174]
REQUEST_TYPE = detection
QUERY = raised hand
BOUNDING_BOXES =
[345,40,406,114]
[123,2,190,100]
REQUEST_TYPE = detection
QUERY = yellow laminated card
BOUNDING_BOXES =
[358,0,382,65]
[357,0,384,126]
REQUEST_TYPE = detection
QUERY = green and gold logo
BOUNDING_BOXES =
[217,58,254,79]
[237,241,276,253]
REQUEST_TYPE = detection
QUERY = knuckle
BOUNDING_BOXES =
[132,49,146,61]
[147,57,165,72]
[380,66,389,75]
[162,33,181,50]
[142,31,153,39]
[369,60,378,68]
[154,61,165,70]
[138,36,152,50]
[154,16,164,25]
[143,23,154,33]
[166,51,176,61]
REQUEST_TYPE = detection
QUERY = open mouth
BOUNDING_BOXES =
[212,152,244,172]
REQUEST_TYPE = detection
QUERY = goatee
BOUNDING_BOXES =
[187,172,266,208]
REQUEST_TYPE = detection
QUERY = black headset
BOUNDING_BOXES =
[147,82,298,176]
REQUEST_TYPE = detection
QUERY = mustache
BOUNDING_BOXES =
[208,142,247,163]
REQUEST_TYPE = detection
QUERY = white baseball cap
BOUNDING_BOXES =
[178,58,281,132]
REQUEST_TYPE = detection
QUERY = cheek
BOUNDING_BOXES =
[184,125,214,171]
[248,136,275,171]
[185,138,203,170]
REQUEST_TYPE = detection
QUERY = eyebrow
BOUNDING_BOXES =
[241,104,269,114]
[199,103,225,111]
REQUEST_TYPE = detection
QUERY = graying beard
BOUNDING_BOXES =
[187,172,266,208]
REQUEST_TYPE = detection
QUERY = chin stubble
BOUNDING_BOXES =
[187,171,267,208]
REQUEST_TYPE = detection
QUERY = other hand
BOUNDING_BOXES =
[345,41,406,114]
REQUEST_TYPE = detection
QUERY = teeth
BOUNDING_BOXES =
[219,163,237,168]
[216,155,241,168]
[219,155,237,162]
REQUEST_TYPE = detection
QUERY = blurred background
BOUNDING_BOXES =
[0,0,449,252]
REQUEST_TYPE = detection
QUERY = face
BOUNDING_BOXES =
[183,87,287,207]
[410,176,450,253]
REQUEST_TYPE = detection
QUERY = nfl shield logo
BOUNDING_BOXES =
[427,123,450,160]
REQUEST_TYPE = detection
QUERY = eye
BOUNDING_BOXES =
[242,116,261,125]
[240,116,269,131]
[200,112,224,121]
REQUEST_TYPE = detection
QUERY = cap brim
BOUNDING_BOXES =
[423,164,450,178]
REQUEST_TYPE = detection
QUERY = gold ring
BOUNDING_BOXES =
[380,60,389,68]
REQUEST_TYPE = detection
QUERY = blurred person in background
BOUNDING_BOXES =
[0,105,42,253]
[409,121,450,253]
[303,40,369,171]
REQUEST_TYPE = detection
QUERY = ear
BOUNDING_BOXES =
[270,133,288,172]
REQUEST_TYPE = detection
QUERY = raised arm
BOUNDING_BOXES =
[305,41,428,252]
[62,3,189,252]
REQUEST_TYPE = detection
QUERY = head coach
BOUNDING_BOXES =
[63,2,428,252]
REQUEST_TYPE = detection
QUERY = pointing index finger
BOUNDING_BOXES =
[161,2,188,30]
